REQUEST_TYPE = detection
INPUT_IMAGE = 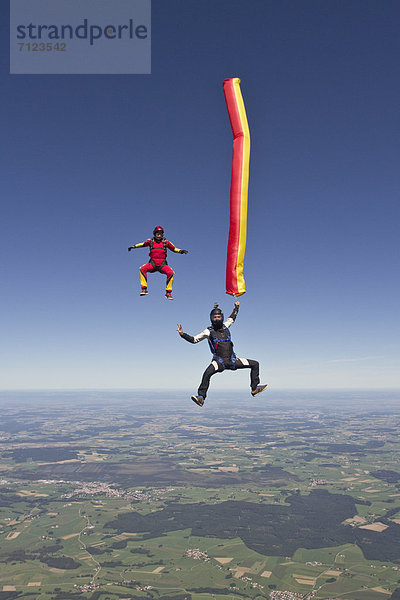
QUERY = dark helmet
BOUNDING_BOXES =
[153,226,164,236]
[210,303,224,329]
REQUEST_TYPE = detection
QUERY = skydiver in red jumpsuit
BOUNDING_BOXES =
[128,226,188,300]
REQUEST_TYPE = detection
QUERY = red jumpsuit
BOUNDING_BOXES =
[132,238,183,292]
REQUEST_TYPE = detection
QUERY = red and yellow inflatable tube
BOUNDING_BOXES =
[223,77,250,297]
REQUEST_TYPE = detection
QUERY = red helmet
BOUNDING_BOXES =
[153,226,164,235]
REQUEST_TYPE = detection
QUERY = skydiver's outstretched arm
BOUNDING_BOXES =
[128,239,151,251]
[177,323,209,344]
[167,241,189,255]
[224,301,240,327]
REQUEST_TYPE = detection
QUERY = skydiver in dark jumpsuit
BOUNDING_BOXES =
[177,301,267,406]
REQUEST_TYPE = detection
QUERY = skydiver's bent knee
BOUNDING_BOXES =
[140,263,156,276]
[161,265,175,291]
[236,358,260,390]
[140,263,154,287]
[198,362,219,399]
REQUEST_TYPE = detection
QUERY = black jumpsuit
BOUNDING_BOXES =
[179,305,260,399]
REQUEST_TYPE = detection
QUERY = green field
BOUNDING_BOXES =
[0,390,400,599]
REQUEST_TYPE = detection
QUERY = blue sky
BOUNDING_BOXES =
[1,0,399,391]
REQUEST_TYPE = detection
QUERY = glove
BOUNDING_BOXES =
[128,246,135,251]
[180,249,188,254]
